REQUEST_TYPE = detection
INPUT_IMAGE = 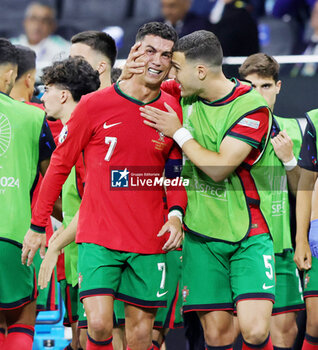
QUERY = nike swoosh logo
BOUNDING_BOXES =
[103,122,122,129]
[156,291,168,298]
[262,283,274,290]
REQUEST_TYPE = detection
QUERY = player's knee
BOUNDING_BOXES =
[241,325,269,345]
[126,321,152,348]
[307,313,318,337]
[203,322,233,345]
[88,316,113,340]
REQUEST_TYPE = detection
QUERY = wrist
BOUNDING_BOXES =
[168,210,183,224]
[283,156,297,171]
[173,127,193,149]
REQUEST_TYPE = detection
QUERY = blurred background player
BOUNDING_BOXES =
[11,1,70,82]
[0,38,55,350]
[239,53,305,350]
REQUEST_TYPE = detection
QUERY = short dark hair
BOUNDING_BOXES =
[71,31,117,68]
[176,30,223,67]
[136,22,178,48]
[0,38,18,66]
[239,53,280,82]
[15,45,36,80]
[41,57,100,102]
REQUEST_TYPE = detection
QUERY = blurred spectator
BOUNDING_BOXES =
[291,0,318,76]
[154,0,213,37]
[11,1,70,81]
[209,0,259,56]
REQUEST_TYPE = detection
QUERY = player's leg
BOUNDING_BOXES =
[125,304,157,350]
[2,300,36,350]
[198,310,234,346]
[270,251,304,348]
[0,241,37,350]
[118,253,168,350]
[78,243,124,349]
[152,250,183,350]
[78,290,88,350]
[182,233,234,348]
[233,234,275,349]
[302,257,318,349]
[113,300,126,350]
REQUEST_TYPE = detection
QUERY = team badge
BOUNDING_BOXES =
[111,168,129,187]
[78,272,83,289]
[58,125,68,144]
[182,286,189,302]
[304,274,310,289]
[152,131,166,151]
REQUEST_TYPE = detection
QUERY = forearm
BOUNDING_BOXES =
[182,139,235,182]
[286,165,300,196]
[51,211,79,251]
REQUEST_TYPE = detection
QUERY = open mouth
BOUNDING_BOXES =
[148,68,162,75]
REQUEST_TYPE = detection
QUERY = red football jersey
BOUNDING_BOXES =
[32,83,187,254]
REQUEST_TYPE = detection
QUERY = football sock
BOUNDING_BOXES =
[87,333,113,349]
[302,334,318,350]
[242,335,273,350]
[0,328,5,347]
[3,324,34,350]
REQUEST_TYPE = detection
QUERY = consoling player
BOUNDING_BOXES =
[141,30,276,349]
[239,53,305,349]
[22,22,187,350]
[0,39,55,350]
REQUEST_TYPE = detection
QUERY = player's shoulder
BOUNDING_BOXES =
[14,99,45,121]
[79,84,115,106]
[159,88,180,109]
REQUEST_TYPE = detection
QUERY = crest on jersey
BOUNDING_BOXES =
[0,113,11,157]
[182,286,189,302]
[157,131,165,142]
[304,274,310,289]
[58,125,68,144]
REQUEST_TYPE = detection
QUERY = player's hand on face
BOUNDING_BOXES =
[22,229,46,266]
[271,130,294,163]
[159,216,183,252]
[294,238,312,270]
[119,42,146,80]
[38,245,59,289]
[141,102,182,138]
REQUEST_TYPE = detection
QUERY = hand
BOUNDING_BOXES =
[38,244,60,289]
[294,239,312,270]
[49,225,64,246]
[159,216,183,251]
[140,102,182,138]
[271,130,294,163]
[22,229,46,266]
[119,42,145,80]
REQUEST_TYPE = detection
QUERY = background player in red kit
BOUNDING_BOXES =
[22,22,187,350]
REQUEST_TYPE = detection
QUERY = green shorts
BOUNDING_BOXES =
[34,250,58,312]
[272,250,304,315]
[182,233,275,313]
[154,250,183,329]
[78,243,167,308]
[113,300,125,327]
[60,280,87,328]
[0,240,37,310]
[303,256,318,298]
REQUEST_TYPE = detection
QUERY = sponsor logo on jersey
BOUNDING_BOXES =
[103,122,122,129]
[182,286,189,302]
[111,168,129,187]
[190,175,227,201]
[262,283,274,290]
[238,117,260,129]
[58,125,68,144]
[156,290,168,298]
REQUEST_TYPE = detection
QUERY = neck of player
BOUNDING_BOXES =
[200,73,235,103]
